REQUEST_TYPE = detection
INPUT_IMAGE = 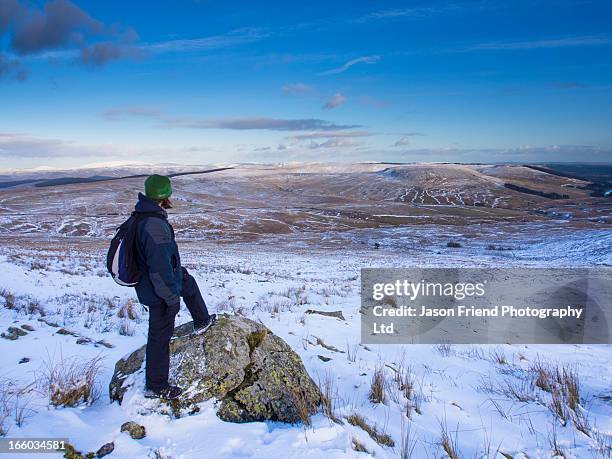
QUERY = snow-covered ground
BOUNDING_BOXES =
[0,228,611,458]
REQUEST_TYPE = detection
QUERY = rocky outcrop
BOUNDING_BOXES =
[109,314,321,423]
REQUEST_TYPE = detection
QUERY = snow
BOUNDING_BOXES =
[0,230,610,459]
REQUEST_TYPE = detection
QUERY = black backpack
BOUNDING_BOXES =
[107,212,165,286]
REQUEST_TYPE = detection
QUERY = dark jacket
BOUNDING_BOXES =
[133,193,182,307]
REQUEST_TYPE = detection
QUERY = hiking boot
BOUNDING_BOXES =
[144,385,182,400]
[192,314,217,334]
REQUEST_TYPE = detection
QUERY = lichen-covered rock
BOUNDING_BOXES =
[95,442,114,458]
[62,443,83,459]
[120,421,146,439]
[109,314,322,423]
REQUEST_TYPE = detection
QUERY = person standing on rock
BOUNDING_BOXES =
[133,174,216,400]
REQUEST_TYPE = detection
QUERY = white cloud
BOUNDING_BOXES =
[322,93,347,110]
[308,138,363,149]
[145,27,270,53]
[288,131,373,140]
[318,55,381,76]
[392,136,412,147]
[102,107,361,131]
[461,35,612,52]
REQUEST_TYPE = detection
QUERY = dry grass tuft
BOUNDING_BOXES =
[40,355,103,407]
[489,348,508,365]
[548,423,566,458]
[0,379,36,436]
[347,413,395,447]
[440,420,461,459]
[436,343,453,357]
[0,289,16,310]
[281,285,309,306]
[346,342,358,363]
[369,365,387,404]
[290,388,313,427]
[0,380,13,436]
[531,361,582,426]
[117,299,139,320]
[351,437,369,453]
[399,416,417,459]
[592,428,612,458]
[118,318,135,336]
[318,371,343,424]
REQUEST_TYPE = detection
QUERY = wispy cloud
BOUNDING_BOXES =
[318,55,381,76]
[308,138,363,149]
[354,6,449,23]
[281,83,315,95]
[288,131,373,141]
[322,93,347,110]
[145,27,270,53]
[460,35,612,51]
[392,136,412,147]
[102,106,361,131]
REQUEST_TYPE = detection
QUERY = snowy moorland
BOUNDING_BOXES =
[0,163,610,458]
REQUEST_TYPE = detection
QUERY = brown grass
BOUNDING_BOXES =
[290,388,312,427]
[40,355,103,407]
[531,361,582,424]
[440,420,461,459]
[369,365,387,404]
[0,289,16,310]
[117,299,138,320]
[351,437,370,453]
[347,413,395,447]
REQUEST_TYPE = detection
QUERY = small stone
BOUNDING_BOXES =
[95,442,114,458]
[1,332,18,340]
[21,324,35,332]
[317,355,332,362]
[57,328,78,336]
[18,357,30,364]
[120,421,146,440]
[95,340,114,349]
[7,327,27,336]
[76,337,92,345]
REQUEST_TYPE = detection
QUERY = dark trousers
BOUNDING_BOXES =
[145,267,210,390]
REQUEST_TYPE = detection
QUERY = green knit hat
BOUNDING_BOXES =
[144,174,172,200]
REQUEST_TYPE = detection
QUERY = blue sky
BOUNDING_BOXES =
[1,0,612,169]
